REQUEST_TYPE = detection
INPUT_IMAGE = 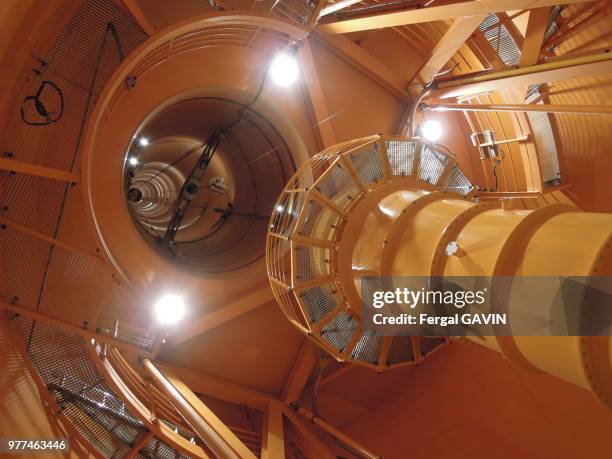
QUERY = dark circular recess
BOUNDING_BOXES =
[123,96,296,273]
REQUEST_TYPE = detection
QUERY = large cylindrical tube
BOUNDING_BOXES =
[338,177,612,409]
[266,135,612,408]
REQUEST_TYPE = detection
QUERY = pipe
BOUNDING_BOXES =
[289,402,381,459]
[142,359,240,459]
[424,102,612,115]
[435,49,612,89]
[319,0,362,17]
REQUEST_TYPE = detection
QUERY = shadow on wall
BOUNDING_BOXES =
[343,342,612,459]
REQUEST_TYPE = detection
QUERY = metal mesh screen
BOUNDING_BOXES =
[270,191,306,238]
[321,311,356,352]
[255,0,318,25]
[479,14,521,67]
[418,146,447,184]
[387,336,415,365]
[349,144,384,186]
[296,199,340,241]
[295,245,331,282]
[351,332,382,364]
[0,1,172,455]
[141,437,193,459]
[385,140,416,176]
[13,316,147,456]
[445,165,474,195]
[298,283,340,324]
[525,90,561,185]
[316,163,361,210]
[267,137,461,368]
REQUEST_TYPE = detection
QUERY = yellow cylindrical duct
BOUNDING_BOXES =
[339,176,612,409]
[267,135,612,408]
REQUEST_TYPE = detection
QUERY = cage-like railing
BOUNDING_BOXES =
[266,135,474,370]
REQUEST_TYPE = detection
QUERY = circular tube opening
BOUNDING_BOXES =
[123,96,296,273]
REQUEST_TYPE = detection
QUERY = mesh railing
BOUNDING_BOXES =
[266,135,473,369]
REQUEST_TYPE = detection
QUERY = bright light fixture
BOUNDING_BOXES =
[154,294,185,325]
[138,137,149,147]
[128,156,139,166]
[269,53,299,87]
[276,205,284,212]
[421,119,443,142]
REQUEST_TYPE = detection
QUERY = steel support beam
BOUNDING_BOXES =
[155,361,275,410]
[124,430,154,459]
[312,31,411,102]
[121,0,156,35]
[0,216,105,262]
[317,0,593,34]
[0,157,79,183]
[0,301,152,357]
[430,50,612,99]
[424,102,612,115]
[151,362,257,459]
[413,15,487,87]
[519,7,550,67]
[261,401,285,459]
[143,359,254,459]
[166,284,274,349]
[281,339,317,403]
[298,39,337,149]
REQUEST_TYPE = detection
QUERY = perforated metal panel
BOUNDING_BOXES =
[141,437,194,459]
[256,0,318,25]
[387,336,415,365]
[267,137,467,369]
[525,90,561,185]
[298,283,340,324]
[479,14,521,67]
[295,245,331,282]
[321,311,356,352]
[316,163,361,210]
[296,199,340,241]
[418,146,447,184]
[270,191,306,237]
[349,144,384,186]
[351,332,382,364]
[445,165,474,196]
[385,140,417,176]
[14,317,148,457]
[0,1,176,456]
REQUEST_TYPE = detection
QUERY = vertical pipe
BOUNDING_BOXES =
[289,402,381,459]
[142,359,240,459]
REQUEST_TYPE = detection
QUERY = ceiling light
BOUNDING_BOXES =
[276,205,284,212]
[269,53,299,87]
[138,137,149,147]
[421,119,443,142]
[128,156,139,166]
[154,294,185,325]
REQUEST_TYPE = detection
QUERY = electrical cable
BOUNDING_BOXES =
[492,148,505,192]
[27,21,125,351]
[21,80,65,126]
[155,67,271,245]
